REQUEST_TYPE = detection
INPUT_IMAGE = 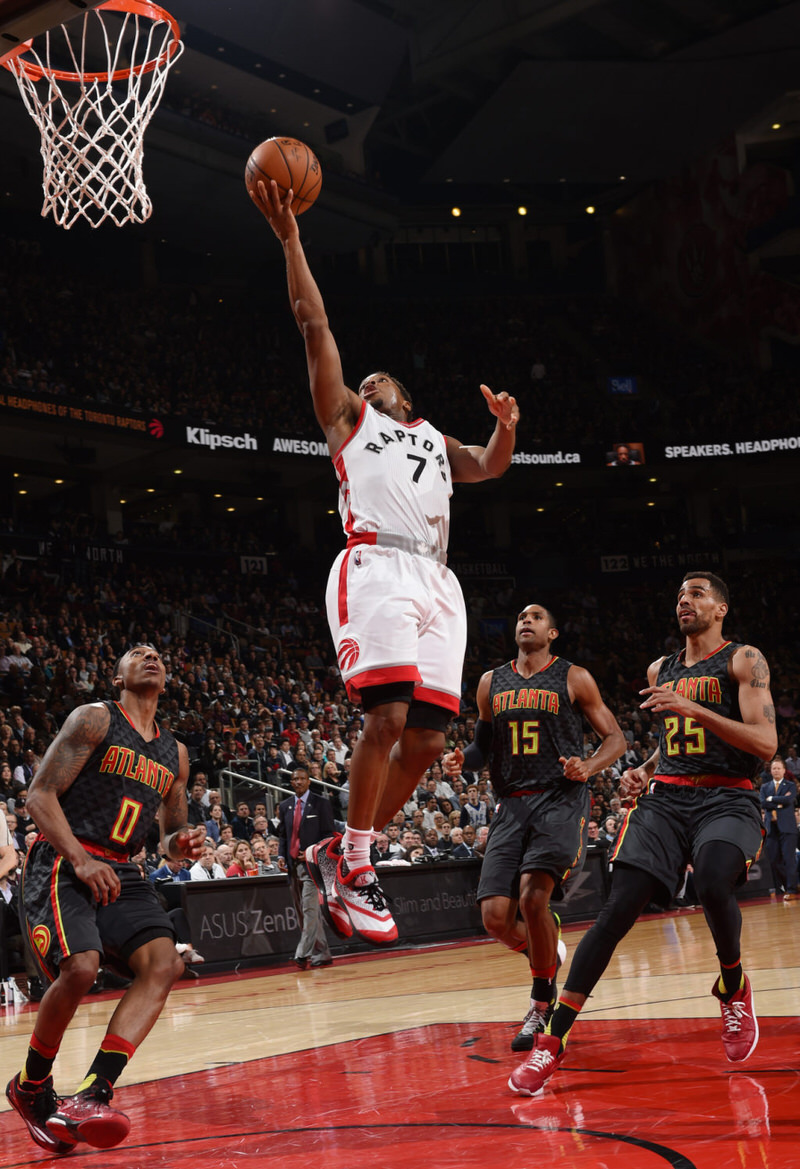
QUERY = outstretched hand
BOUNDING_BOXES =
[480,384,519,431]
[249,178,299,245]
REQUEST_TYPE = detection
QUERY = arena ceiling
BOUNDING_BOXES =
[1,0,800,257]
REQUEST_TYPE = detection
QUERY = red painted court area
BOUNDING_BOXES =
[1,1017,797,1168]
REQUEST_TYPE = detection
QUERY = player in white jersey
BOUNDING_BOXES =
[252,178,519,946]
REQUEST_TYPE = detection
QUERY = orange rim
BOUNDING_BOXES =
[0,0,181,83]
[0,41,34,69]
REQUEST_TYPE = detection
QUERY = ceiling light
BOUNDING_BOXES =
[174,469,183,475]
[54,478,64,484]
[772,122,782,130]
[451,207,461,217]
[517,206,527,216]
[585,206,596,215]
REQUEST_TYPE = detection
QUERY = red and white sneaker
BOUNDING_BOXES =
[334,859,398,946]
[305,834,353,939]
[712,975,759,1062]
[6,1074,78,1155]
[47,1085,130,1149]
[508,1034,565,1096]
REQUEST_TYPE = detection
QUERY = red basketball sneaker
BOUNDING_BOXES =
[712,974,759,1062]
[6,1074,77,1155]
[305,834,353,939]
[334,859,398,946]
[508,1034,564,1096]
[47,1085,130,1149]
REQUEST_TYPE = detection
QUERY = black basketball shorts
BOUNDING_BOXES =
[610,782,764,901]
[477,783,591,903]
[20,840,175,981]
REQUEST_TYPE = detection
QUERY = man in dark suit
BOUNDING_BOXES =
[760,755,799,900]
[278,768,336,968]
[450,825,477,859]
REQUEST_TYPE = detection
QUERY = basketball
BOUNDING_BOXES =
[245,137,322,215]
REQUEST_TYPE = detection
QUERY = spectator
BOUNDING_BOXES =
[231,801,255,841]
[186,782,209,828]
[226,840,256,877]
[189,842,227,880]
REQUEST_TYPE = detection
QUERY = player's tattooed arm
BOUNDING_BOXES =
[731,644,778,761]
[744,647,770,689]
[29,703,111,801]
[24,703,123,902]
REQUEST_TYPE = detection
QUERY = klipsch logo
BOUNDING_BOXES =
[185,427,258,452]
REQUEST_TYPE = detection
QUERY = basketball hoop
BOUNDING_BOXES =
[1,0,183,228]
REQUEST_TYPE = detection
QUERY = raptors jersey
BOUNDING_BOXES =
[488,657,584,796]
[655,642,760,781]
[59,700,179,857]
[333,400,453,553]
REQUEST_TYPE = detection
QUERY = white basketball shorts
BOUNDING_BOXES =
[325,543,466,714]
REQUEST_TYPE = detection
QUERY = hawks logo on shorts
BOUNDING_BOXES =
[338,637,361,673]
[32,924,51,957]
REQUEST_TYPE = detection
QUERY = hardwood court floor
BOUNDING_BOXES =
[0,897,798,1168]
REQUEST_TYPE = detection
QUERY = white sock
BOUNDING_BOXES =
[342,827,372,870]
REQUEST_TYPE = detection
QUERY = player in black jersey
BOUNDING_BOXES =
[443,604,624,1052]
[510,573,777,1096]
[6,644,205,1154]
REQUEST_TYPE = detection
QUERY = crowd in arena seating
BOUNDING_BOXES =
[2,233,799,453]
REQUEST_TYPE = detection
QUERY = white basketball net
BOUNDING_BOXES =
[4,3,183,228]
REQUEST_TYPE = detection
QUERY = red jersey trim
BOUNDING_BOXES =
[679,640,732,664]
[50,855,70,960]
[332,399,368,468]
[114,700,160,740]
[337,549,352,625]
[651,773,753,790]
[511,655,558,676]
